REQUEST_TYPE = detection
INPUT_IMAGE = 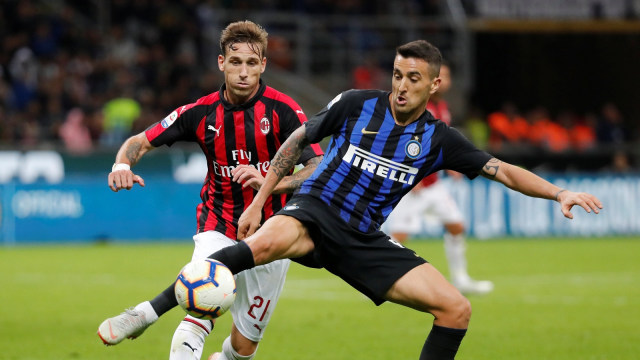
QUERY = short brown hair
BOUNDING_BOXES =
[220,20,268,58]
[396,40,442,79]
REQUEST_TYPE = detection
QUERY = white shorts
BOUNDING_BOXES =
[387,181,463,234]
[191,231,290,342]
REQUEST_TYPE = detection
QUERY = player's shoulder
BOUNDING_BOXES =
[194,91,221,106]
[263,85,302,110]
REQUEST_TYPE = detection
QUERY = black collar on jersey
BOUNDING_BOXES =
[219,80,267,111]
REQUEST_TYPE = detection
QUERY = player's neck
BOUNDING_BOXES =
[224,88,258,105]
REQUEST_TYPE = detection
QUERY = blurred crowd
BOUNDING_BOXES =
[0,0,224,153]
[0,0,637,172]
[465,101,637,172]
[0,0,443,154]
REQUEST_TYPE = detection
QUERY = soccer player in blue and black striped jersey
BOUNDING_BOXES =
[107,39,603,359]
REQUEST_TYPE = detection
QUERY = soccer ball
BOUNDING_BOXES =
[174,259,236,320]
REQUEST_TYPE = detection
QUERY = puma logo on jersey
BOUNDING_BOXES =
[207,124,221,137]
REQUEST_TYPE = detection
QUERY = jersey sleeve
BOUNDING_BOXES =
[145,103,206,147]
[275,98,324,165]
[305,89,359,144]
[440,125,493,179]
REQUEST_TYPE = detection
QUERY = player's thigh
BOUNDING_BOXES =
[245,214,314,265]
[231,258,291,342]
[384,262,464,314]
[191,231,237,260]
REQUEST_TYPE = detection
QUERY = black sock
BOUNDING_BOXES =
[420,325,467,360]
[207,241,255,274]
[149,282,178,317]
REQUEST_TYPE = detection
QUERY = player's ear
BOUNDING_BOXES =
[430,77,441,95]
[218,55,225,71]
[260,57,267,73]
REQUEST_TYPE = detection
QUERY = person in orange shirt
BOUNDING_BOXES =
[487,102,529,149]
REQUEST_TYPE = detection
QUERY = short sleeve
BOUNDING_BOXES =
[441,126,493,179]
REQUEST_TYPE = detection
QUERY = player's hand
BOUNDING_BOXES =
[237,203,262,240]
[556,190,603,219]
[231,165,264,190]
[108,169,145,192]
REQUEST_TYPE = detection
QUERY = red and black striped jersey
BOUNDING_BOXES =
[145,81,323,240]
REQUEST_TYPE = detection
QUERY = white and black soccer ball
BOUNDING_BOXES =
[174,259,236,320]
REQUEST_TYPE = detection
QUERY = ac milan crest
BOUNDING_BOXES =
[260,116,270,135]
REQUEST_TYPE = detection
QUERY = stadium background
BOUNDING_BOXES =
[1,0,639,243]
[1,2,639,360]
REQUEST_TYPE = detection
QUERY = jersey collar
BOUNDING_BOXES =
[219,80,266,111]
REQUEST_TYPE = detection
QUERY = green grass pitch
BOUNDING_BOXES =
[1,236,639,359]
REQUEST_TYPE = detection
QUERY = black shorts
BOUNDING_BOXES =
[277,194,427,305]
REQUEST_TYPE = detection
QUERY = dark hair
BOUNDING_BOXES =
[220,20,268,58]
[396,40,442,78]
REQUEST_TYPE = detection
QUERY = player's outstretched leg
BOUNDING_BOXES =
[97,241,256,345]
[97,301,158,345]
[385,263,471,359]
[170,316,213,359]
[209,335,256,360]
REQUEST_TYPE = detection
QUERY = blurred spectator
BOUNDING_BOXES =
[596,102,627,145]
[569,112,597,152]
[352,58,385,90]
[610,150,632,173]
[59,108,93,154]
[101,94,141,147]
[526,107,570,153]
[465,106,489,149]
[487,102,529,149]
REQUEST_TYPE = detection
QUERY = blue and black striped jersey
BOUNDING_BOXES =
[300,89,492,233]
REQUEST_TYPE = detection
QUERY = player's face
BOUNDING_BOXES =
[390,55,440,124]
[218,42,266,104]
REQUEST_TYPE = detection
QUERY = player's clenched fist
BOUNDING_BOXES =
[108,164,145,192]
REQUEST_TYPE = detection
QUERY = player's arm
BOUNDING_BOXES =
[108,132,155,192]
[237,125,310,239]
[275,155,322,192]
[231,155,323,194]
[480,157,603,219]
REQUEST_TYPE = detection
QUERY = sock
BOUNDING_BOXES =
[169,316,213,360]
[217,335,256,360]
[443,233,469,283]
[207,241,255,275]
[420,325,467,360]
[150,282,179,316]
[149,242,254,317]
[134,300,159,323]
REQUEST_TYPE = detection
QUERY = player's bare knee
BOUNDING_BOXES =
[449,294,471,327]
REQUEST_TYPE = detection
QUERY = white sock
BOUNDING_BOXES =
[169,316,213,360]
[217,335,256,360]
[443,233,470,284]
[134,301,159,323]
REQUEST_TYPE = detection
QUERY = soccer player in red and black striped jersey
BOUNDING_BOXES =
[98,21,323,360]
